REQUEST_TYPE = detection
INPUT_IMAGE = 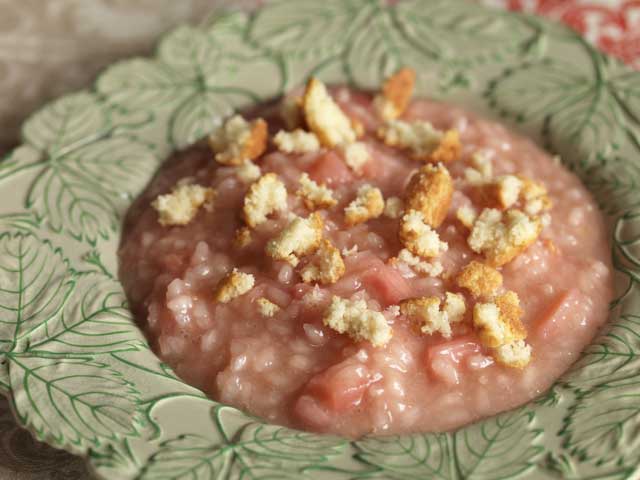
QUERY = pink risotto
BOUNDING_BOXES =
[119,80,612,437]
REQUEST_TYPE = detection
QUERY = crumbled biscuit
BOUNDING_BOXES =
[341,142,370,174]
[265,213,323,266]
[393,248,444,277]
[465,151,493,185]
[493,339,532,369]
[209,115,268,166]
[213,268,255,303]
[274,129,321,154]
[373,67,416,121]
[377,119,443,161]
[344,184,385,226]
[351,118,365,138]
[484,175,523,209]
[384,196,404,219]
[400,292,466,339]
[519,175,552,215]
[456,261,503,298]
[473,291,526,348]
[323,296,392,347]
[404,163,453,228]
[152,184,216,226]
[301,239,346,284]
[235,160,261,184]
[233,227,252,249]
[428,129,461,164]
[467,208,542,266]
[257,297,280,317]
[302,78,357,147]
[296,173,337,210]
[456,205,477,229]
[242,173,288,228]
[399,210,448,258]
[280,95,303,130]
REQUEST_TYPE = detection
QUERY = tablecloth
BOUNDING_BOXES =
[0,0,637,478]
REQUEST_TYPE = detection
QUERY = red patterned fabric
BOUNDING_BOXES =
[481,0,640,68]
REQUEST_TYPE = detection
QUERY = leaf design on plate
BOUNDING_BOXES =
[356,407,542,479]
[0,233,75,353]
[22,92,111,157]
[8,354,142,450]
[98,18,282,149]
[26,272,146,354]
[248,0,370,59]
[26,136,157,243]
[139,405,346,479]
[561,378,640,466]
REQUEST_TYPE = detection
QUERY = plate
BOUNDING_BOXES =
[0,1,639,478]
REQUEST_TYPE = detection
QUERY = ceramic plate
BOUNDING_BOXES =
[0,1,639,478]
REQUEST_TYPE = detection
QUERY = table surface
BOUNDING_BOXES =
[0,0,638,478]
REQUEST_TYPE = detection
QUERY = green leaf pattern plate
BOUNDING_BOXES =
[0,1,639,478]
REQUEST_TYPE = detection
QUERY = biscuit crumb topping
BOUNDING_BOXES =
[400,292,466,339]
[152,183,216,226]
[404,163,453,228]
[280,95,303,130]
[265,212,323,266]
[257,297,280,317]
[456,261,503,298]
[377,119,443,161]
[344,184,385,226]
[243,173,288,228]
[297,173,337,210]
[392,248,444,277]
[485,175,523,209]
[456,205,477,229]
[465,151,493,185]
[468,208,541,266]
[302,78,357,147]
[341,142,370,174]
[519,176,553,215]
[373,67,416,121]
[235,160,261,184]
[274,129,321,154]
[323,296,392,347]
[301,239,346,284]
[493,339,532,369]
[399,210,448,258]
[384,196,404,219]
[429,129,461,164]
[473,291,526,348]
[209,115,268,166]
[214,268,255,303]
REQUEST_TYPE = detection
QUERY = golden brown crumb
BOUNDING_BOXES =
[456,261,503,298]
[377,119,443,161]
[344,184,385,226]
[297,173,337,210]
[456,205,477,229]
[341,142,370,174]
[233,227,252,249]
[391,248,444,277]
[257,297,280,317]
[323,296,392,347]
[465,151,493,185]
[399,210,448,258]
[400,292,466,339]
[468,208,542,267]
[302,78,357,147]
[235,160,261,184]
[384,196,404,219]
[473,291,526,348]
[214,268,255,303]
[152,183,216,227]
[265,213,323,266]
[273,129,320,153]
[483,175,523,209]
[242,173,288,228]
[427,129,461,164]
[301,239,346,284]
[493,339,532,368]
[519,175,553,215]
[404,163,453,228]
[373,67,416,121]
[209,115,268,166]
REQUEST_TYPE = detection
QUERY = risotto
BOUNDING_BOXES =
[119,71,612,437]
